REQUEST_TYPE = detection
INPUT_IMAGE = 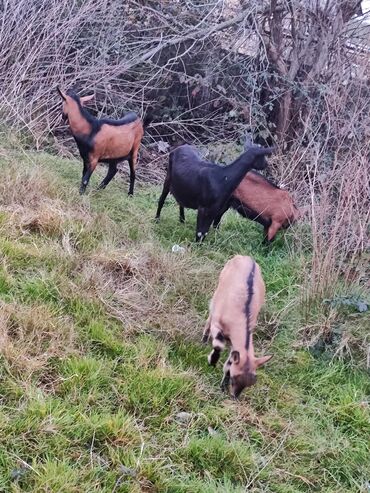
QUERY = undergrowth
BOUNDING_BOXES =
[0,144,369,492]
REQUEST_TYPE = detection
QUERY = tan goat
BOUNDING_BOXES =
[203,255,272,398]
[231,171,300,242]
[57,87,144,195]
[213,171,299,243]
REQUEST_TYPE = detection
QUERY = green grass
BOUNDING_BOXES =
[0,142,369,492]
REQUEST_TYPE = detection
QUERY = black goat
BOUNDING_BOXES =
[155,144,274,242]
[212,136,299,242]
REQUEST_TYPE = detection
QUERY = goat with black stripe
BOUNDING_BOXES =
[203,255,272,398]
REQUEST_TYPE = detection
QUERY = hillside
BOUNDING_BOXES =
[0,143,369,493]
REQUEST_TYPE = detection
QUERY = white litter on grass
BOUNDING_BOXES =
[171,244,186,253]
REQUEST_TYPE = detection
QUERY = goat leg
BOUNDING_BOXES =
[82,159,88,179]
[266,221,280,242]
[155,175,171,222]
[220,356,232,391]
[79,159,88,194]
[80,159,97,194]
[208,347,221,366]
[179,206,185,223]
[213,214,223,230]
[195,208,214,242]
[220,370,231,392]
[202,316,211,343]
[213,201,230,229]
[97,162,118,190]
[128,154,136,196]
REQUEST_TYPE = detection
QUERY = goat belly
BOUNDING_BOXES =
[230,199,271,228]
[170,177,201,209]
[170,188,199,209]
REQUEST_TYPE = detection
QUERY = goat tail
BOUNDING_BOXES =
[168,147,174,172]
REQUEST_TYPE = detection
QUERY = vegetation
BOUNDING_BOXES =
[0,139,368,492]
[0,1,368,491]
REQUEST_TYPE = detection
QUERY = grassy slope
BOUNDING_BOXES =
[0,145,369,493]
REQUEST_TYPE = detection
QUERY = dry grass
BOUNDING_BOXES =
[78,245,209,339]
[0,302,76,378]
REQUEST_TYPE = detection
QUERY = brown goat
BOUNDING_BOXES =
[202,255,272,398]
[57,87,144,195]
[214,171,299,242]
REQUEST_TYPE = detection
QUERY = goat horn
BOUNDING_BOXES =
[244,133,253,150]
[56,86,66,101]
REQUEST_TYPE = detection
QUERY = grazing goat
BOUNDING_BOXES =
[213,171,299,242]
[155,144,274,242]
[203,255,272,398]
[57,87,144,195]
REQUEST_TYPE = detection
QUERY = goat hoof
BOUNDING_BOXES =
[79,187,86,195]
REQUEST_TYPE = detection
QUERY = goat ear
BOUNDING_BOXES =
[56,86,67,101]
[244,133,253,150]
[255,354,273,368]
[231,350,240,364]
[253,146,275,157]
[80,94,95,105]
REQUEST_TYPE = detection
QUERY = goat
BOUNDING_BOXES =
[212,136,299,242]
[213,171,300,242]
[155,143,274,242]
[57,87,144,195]
[202,255,272,398]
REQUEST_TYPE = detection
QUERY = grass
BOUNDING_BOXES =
[0,141,369,492]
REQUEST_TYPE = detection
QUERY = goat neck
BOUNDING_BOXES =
[67,97,92,136]
[221,148,270,198]
[229,307,256,366]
